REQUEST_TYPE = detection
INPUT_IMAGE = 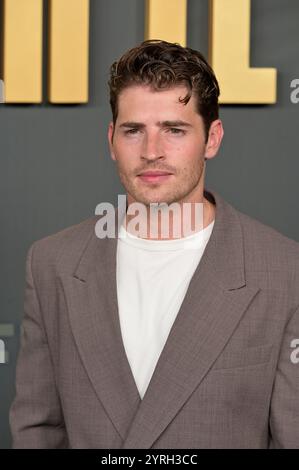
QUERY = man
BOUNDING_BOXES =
[9,40,299,448]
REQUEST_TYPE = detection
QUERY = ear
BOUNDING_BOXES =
[108,121,116,161]
[204,119,224,160]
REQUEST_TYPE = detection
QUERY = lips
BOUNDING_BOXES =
[137,171,173,183]
[138,171,172,176]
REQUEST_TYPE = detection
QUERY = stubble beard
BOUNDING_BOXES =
[117,158,205,208]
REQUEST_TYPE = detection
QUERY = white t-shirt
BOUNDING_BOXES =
[116,217,215,399]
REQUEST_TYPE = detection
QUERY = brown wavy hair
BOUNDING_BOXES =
[108,39,220,142]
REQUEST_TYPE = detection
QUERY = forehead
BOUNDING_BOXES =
[116,84,198,119]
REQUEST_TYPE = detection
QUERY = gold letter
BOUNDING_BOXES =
[48,0,90,103]
[145,0,187,46]
[209,0,277,103]
[2,0,43,103]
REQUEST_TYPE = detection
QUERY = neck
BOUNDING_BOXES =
[123,197,215,240]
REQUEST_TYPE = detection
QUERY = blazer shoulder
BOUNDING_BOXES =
[28,215,101,274]
[237,209,299,250]
[235,207,299,274]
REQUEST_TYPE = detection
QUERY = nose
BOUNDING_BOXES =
[140,130,164,161]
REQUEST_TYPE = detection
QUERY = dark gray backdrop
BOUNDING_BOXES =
[0,0,298,448]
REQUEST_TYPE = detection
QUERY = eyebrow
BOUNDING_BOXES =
[119,120,193,129]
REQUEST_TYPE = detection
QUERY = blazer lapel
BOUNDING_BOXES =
[61,206,142,442]
[121,189,260,448]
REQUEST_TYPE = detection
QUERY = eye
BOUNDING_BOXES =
[167,128,186,135]
[124,128,140,135]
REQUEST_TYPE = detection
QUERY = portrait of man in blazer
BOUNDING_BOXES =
[9,39,299,449]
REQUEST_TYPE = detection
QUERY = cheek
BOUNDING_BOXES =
[167,141,204,164]
[114,139,141,157]
[113,144,139,174]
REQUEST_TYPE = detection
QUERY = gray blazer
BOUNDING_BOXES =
[9,188,299,448]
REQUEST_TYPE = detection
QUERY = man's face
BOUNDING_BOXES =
[108,84,223,206]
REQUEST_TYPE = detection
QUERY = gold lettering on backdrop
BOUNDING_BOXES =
[1,0,277,104]
[209,0,277,103]
[145,0,277,104]
[48,0,89,103]
[145,0,187,47]
[2,0,43,103]
[0,0,89,103]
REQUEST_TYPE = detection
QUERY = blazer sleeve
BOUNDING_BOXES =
[269,303,299,448]
[9,243,68,448]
